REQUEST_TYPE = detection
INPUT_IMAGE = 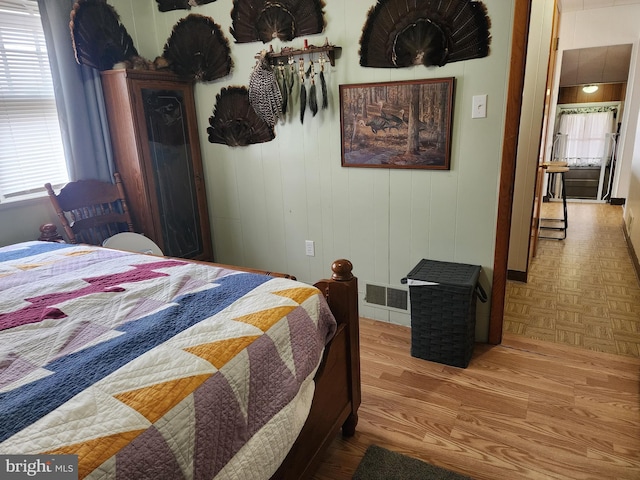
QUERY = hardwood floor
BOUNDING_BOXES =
[313,203,640,480]
[312,319,640,479]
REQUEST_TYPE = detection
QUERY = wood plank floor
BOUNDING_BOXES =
[312,319,640,479]
[313,204,640,480]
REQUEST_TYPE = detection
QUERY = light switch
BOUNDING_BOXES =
[472,94,487,118]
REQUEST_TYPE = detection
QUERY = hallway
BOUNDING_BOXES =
[504,202,640,357]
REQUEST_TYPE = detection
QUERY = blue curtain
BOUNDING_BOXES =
[37,0,115,182]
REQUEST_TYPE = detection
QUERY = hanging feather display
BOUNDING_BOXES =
[162,14,233,82]
[359,0,491,68]
[284,63,293,114]
[249,52,283,127]
[230,0,326,44]
[299,58,307,124]
[308,60,318,117]
[319,54,328,109]
[277,62,289,115]
[69,0,140,71]
[288,56,296,97]
[155,0,216,12]
[288,56,297,115]
[207,86,275,147]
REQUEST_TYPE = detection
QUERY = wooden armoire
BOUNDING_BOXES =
[101,69,213,261]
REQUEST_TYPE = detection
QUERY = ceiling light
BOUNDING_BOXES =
[582,85,599,94]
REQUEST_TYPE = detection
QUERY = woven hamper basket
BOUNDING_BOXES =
[404,259,483,368]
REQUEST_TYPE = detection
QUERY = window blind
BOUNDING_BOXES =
[0,0,68,202]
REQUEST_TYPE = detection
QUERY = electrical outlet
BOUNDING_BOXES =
[305,240,315,257]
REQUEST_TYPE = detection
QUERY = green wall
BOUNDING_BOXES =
[3,0,518,341]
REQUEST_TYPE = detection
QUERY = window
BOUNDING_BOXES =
[0,0,68,203]
[556,108,616,167]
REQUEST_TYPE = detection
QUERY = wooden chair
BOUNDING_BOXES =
[45,173,135,245]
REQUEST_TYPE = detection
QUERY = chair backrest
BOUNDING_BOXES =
[45,173,134,245]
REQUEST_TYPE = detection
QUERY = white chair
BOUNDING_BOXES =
[102,232,164,256]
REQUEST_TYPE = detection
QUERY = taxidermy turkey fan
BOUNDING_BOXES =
[155,0,216,12]
[359,0,491,68]
[69,0,140,71]
[230,0,325,44]
[163,14,233,82]
[208,86,276,146]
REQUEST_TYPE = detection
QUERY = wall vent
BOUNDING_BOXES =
[365,283,408,311]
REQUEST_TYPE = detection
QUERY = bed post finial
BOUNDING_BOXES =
[331,259,353,281]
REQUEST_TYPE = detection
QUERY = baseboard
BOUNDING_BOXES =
[610,197,626,206]
[507,269,528,282]
[622,222,640,283]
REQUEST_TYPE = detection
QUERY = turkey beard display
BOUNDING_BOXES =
[244,52,330,131]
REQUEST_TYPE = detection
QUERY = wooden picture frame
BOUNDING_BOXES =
[340,78,454,170]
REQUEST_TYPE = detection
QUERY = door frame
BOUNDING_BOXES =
[529,2,560,265]
[489,0,533,344]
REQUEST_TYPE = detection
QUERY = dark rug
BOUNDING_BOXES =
[353,445,473,480]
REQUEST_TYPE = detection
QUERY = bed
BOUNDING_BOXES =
[0,241,360,479]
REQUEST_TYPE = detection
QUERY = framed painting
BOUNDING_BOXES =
[340,77,454,169]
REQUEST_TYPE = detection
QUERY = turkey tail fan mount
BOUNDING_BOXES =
[155,0,217,12]
[359,0,491,68]
[207,86,275,147]
[163,14,232,82]
[69,0,139,71]
[231,0,326,44]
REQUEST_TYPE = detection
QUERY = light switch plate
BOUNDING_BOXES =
[472,94,487,118]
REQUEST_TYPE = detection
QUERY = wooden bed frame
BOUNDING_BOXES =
[203,259,361,479]
[191,258,361,479]
[272,259,361,479]
[36,228,361,479]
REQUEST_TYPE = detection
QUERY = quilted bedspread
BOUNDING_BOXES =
[0,242,337,479]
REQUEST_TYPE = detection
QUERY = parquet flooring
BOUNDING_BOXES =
[312,319,640,480]
[504,202,640,357]
[312,203,640,480]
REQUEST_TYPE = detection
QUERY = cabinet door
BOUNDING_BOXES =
[139,86,209,259]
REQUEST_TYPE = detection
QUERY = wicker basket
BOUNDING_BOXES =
[404,259,482,368]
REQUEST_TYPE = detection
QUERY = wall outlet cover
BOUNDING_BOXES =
[305,240,315,256]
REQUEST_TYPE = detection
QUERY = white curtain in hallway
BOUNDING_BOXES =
[557,110,615,167]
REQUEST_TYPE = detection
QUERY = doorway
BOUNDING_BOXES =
[490,1,639,345]
[504,40,635,352]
